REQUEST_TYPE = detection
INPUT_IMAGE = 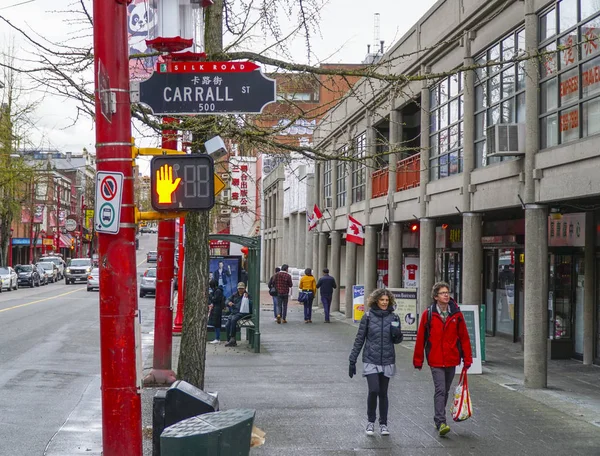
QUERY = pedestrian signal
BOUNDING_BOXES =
[410,223,419,232]
[70,239,75,250]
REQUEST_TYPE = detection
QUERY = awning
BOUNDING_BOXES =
[59,233,73,249]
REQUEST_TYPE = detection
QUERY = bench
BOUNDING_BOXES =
[207,316,240,341]
[236,314,256,344]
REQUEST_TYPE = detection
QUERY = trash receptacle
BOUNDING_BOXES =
[161,409,255,456]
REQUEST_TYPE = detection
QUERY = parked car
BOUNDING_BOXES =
[146,251,158,263]
[15,264,41,288]
[39,256,65,279]
[148,225,158,233]
[139,267,156,298]
[139,226,151,233]
[37,262,59,282]
[0,267,18,292]
[36,265,49,286]
[65,258,93,284]
[87,268,100,292]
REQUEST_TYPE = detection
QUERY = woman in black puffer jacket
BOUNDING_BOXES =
[349,289,403,436]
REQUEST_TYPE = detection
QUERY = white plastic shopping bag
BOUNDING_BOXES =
[450,368,472,422]
[240,295,250,314]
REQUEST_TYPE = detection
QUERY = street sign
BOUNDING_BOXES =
[136,70,276,115]
[214,173,226,196]
[150,155,215,211]
[98,60,113,123]
[65,219,77,232]
[95,172,124,234]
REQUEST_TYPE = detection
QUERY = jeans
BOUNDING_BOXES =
[366,373,390,425]
[303,296,314,321]
[225,313,245,339]
[321,295,332,321]
[272,297,278,318]
[431,366,456,427]
[214,326,221,341]
[276,295,289,320]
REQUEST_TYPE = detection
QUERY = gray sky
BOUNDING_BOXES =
[1,0,437,167]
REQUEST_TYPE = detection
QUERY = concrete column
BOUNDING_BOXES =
[583,212,595,365]
[317,232,328,307]
[331,159,338,212]
[297,213,307,269]
[290,213,297,266]
[346,126,353,212]
[345,240,357,317]
[364,112,374,225]
[305,224,314,271]
[388,222,403,288]
[312,231,320,277]
[462,213,482,305]
[419,218,436,313]
[261,235,268,282]
[330,231,342,312]
[462,34,475,213]
[419,66,431,218]
[364,226,378,299]
[275,183,284,266]
[524,204,548,388]
[524,0,540,205]
[283,217,290,264]
[388,107,402,206]
[271,237,277,272]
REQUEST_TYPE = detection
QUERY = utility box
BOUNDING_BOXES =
[161,409,255,456]
[153,381,219,456]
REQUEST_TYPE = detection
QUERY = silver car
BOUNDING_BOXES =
[37,262,58,283]
[0,267,18,292]
[139,267,156,298]
[87,268,100,292]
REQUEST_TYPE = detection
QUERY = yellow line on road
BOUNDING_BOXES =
[0,288,84,313]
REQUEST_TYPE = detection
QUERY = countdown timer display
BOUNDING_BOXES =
[150,155,215,211]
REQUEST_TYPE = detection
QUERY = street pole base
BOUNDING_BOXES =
[143,368,177,386]
[172,324,182,334]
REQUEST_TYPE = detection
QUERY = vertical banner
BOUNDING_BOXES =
[127,0,158,81]
[404,256,420,288]
[352,285,365,323]
[21,207,31,223]
[389,288,418,339]
[33,205,45,223]
[456,305,483,375]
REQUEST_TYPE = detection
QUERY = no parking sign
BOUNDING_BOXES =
[95,172,124,234]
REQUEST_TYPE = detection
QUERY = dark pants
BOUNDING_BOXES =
[366,373,390,425]
[225,313,245,339]
[303,296,314,321]
[272,297,278,318]
[276,295,289,320]
[431,366,456,427]
[321,295,332,321]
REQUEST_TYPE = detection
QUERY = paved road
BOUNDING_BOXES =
[205,305,600,456]
[0,234,157,455]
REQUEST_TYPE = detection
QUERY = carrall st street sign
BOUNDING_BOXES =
[131,61,277,115]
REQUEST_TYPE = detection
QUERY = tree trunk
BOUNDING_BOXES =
[0,216,10,267]
[177,210,211,389]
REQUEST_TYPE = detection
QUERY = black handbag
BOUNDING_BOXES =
[269,286,278,297]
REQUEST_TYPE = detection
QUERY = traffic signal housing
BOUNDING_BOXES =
[409,222,419,233]
[70,238,75,250]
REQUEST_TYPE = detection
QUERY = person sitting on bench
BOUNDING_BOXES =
[225,282,252,347]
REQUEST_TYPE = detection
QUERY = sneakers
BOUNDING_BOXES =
[209,339,220,345]
[282,320,287,324]
[276,315,281,324]
[365,422,375,436]
[224,338,237,347]
[380,424,390,436]
[437,423,450,436]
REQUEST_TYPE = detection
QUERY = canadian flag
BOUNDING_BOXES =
[308,213,318,231]
[346,215,364,245]
[313,204,323,220]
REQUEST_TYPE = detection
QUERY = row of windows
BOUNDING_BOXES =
[352,133,367,203]
[337,146,348,208]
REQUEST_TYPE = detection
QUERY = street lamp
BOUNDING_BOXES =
[40,229,46,256]
[8,228,13,267]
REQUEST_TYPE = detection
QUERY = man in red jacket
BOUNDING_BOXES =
[413,281,472,437]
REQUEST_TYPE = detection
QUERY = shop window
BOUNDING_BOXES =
[540,8,557,42]
[581,0,598,21]
[582,56,600,97]
[558,0,577,33]
[323,160,332,202]
[336,145,347,208]
[351,132,366,203]
[582,98,600,136]
[541,114,559,148]
[541,79,559,113]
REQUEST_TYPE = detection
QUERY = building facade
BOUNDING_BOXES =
[309,0,600,384]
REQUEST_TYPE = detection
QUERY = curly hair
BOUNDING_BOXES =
[431,281,451,301]
[367,288,396,310]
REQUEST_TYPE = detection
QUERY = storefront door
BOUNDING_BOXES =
[442,251,461,304]
[484,250,496,335]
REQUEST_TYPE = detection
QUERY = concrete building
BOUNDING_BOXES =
[309,0,600,385]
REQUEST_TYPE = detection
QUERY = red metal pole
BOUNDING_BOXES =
[8,230,12,267]
[28,183,35,263]
[144,120,177,385]
[173,216,185,333]
[93,0,142,454]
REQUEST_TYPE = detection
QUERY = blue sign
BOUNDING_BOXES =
[11,238,42,246]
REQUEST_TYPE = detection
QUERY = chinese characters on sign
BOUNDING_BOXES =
[230,164,250,214]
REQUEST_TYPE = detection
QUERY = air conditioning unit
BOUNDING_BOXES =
[324,197,333,208]
[220,209,231,215]
[486,124,525,157]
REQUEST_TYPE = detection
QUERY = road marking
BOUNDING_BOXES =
[0,288,84,313]
[137,259,146,267]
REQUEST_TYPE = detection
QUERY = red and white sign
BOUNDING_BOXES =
[100,175,118,201]
[346,215,364,245]
[404,257,420,289]
[159,61,260,74]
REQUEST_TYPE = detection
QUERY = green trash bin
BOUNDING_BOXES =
[161,409,255,456]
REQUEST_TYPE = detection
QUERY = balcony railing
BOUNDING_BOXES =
[396,155,420,191]
[371,167,389,198]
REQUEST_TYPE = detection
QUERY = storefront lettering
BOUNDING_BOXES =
[582,65,600,88]
[583,27,599,56]
[560,110,579,131]
[449,229,461,243]
[559,75,578,98]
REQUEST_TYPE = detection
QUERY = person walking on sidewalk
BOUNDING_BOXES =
[316,268,336,323]
[268,267,281,321]
[349,289,403,436]
[298,268,316,323]
[208,279,225,344]
[224,282,252,347]
[273,264,293,324]
[413,281,472,437]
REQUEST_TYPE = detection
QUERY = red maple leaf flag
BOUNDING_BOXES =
[346,215,364,245]
[313,204,323,220]
[308,212,318,231]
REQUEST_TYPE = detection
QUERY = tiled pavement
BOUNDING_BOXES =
[197,290,600,456]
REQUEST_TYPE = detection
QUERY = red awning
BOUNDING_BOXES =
[59,233,73,249]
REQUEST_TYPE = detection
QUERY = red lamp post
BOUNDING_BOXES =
[40,230,46,256]
[8,228,14,267]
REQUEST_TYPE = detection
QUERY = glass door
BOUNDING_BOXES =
[496,248,516,337]
[549,254,573,341]
[573,256,585,358]
[484,250,496,335]
[442,251,461,304]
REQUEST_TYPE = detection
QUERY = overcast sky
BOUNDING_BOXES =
[0,0,437,172]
